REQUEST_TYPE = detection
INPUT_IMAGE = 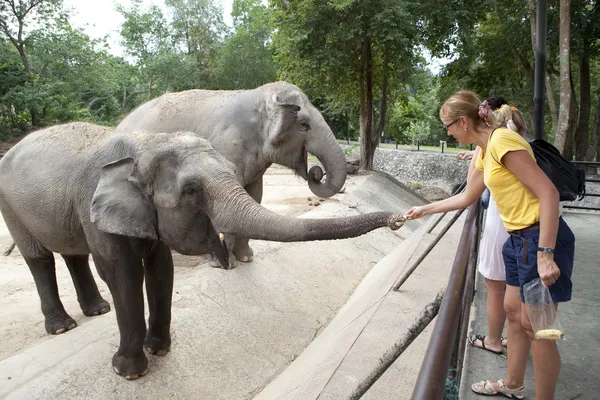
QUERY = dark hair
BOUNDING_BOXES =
[486,96,508,111]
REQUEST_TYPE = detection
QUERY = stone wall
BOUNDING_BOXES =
[344,146,470,196]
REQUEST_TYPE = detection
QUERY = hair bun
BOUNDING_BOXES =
[478,100,491,121]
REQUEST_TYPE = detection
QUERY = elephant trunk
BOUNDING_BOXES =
[305,125,348,198]
[205,179,404,242]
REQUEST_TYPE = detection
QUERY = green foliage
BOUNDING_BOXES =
[213,0,276,89]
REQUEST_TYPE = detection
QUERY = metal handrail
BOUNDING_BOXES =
[410,200,482,399]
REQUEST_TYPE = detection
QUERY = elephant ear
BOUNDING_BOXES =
[90,157,158,241]
[267,93,301,147]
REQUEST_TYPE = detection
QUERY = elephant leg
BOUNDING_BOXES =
[0,213,76,334]
[142,242,173,356]
[62,254,110,317]
[233,177,263,262]
[25,252,78,334]
[91,249,147,380]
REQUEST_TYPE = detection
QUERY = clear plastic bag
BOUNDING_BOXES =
[523,278,565,340]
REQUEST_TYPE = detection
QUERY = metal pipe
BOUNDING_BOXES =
[393,208,466,291]
[348,290,444,400]
[533,0,548,140]
[454,205,483,383]
[426,180,467,234]
[410,201,481,400]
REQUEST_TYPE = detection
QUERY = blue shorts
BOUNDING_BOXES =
[503,217,575,303]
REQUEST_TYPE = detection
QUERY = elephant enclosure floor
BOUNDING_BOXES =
[0,164,454,400]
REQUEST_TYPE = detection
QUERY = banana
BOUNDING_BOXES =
[535,328,564,340]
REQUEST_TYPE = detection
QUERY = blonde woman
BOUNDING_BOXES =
[405,91,574,399]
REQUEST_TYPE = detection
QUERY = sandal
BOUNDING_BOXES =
[471,378,525,399]
[468,334,504,355]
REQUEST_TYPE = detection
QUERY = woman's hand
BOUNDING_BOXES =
[404,206,426,220]
[456,150,474,160]
[537,252,561,286]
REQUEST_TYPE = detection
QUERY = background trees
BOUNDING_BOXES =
[1,0,599,165]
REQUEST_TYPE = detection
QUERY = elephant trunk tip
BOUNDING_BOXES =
[389,215,406,230]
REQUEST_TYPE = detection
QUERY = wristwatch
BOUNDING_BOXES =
[537,247,554,255]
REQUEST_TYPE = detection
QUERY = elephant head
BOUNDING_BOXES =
[90,132,404,267]
[263,83,347,198]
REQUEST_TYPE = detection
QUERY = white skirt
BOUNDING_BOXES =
[478,195,509,281]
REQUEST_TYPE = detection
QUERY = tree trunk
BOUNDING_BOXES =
[15,43,39,126]
[546,75,559,136]
[564,76,578,160]
[122,87,127,117]
[376,54,389,141]
[358,38,376,171]
[593,94,600,161]
[555,0,573,154]
[576,52,590,160]
[528,0,558,135]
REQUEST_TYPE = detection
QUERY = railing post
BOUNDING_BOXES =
[411,201,481,400]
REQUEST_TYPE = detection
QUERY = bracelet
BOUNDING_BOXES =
[537,247,554,255]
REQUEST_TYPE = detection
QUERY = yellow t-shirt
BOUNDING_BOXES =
[475,128,540,231]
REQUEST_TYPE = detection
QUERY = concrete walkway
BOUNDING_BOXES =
[460,211,600,400]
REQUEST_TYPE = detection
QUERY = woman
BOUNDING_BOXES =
[458,96,530,356]
[404,91,575,399]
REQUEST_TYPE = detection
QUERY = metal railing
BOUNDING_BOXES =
[564,161,600,211]
[410,200,483,399]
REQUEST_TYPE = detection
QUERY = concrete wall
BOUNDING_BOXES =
[344,146,470,195]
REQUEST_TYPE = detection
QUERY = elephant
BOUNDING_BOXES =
[0,122,405,379]
[116,81,347,269]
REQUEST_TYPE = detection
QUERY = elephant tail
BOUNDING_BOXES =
[3,241,15,256]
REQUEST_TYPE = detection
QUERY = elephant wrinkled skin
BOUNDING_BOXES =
[0,122,405,379]
[116,81,347,268]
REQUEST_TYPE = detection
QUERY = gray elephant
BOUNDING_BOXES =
[0,122,404,379]
[116,81,346,269]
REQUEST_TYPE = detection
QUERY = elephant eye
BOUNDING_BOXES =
[182,185,200,196]
[299,121,311,131]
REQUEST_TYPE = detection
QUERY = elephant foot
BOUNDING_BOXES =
[144,334,171,356]
[81,297,111,316]
[45,313,77,335]
[209,252,238,270]
[112,352,148,380]
[233,243,254,263]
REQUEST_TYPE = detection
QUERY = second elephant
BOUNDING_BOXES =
[116,81,346,268]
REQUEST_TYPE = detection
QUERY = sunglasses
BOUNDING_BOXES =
[443,119,459,131]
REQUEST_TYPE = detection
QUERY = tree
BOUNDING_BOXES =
[117,0,171,100]
[271,0,438,170]
[213,0,276,89]
[0,0,64,126]
[555,0,577,156]
[165,0,228,88]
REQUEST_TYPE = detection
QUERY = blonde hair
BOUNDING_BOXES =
[441,90,530,139]
[439,90,488,130]
[491,105,530,139]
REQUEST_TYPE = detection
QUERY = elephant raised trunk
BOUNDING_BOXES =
[306,126,348,198]
[205,179,404,242]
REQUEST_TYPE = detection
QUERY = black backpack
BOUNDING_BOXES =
[529,139,586,202]
[490,130,586,202]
